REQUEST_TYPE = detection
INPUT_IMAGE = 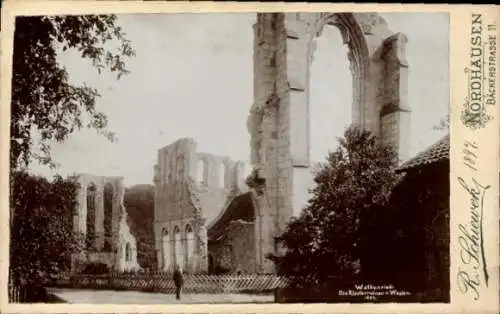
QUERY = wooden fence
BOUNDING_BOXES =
[51,273,290,294]
[8,281,25,303]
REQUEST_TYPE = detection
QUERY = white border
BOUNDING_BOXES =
[1,2,498,314]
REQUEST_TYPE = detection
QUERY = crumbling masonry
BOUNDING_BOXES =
[153,138,251,273]
[71,174,142,273]
[154,13,410,274]
[247,13,410,273]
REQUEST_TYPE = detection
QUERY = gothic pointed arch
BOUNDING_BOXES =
[185,224,195,270]
[310,13,370,128]
[161,228,171,271]
[249,12,409,273]
[173,225,183,269]
[197,158,208,186]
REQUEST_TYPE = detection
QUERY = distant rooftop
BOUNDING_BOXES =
[398,134,450,172]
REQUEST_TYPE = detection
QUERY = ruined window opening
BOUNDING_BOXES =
[185,225,195,270]
[86,183,97,251]
[173,226,184,269]
[197,159,206,186]
[309,23,352,164]
[125,242,132,262]
[270,13,277,30]
[161,228,171,271]
[269,55,276,68]
[103,183,113,252]
[219,163,226,188]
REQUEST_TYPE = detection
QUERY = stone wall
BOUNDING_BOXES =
[208,220,256,274]
[196,153,250,227]
[72,174,141,273]
[154,138,250,273]
[379,33,411,163]
[248,13,410,273]
[227,220,257,273]
[208,239,232,273]
[154,138,206,273]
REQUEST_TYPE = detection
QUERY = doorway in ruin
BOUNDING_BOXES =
[248,13,410,273]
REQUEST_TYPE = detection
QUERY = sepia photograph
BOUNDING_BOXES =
[7,10,452,305]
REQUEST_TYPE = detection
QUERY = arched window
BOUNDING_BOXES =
[103,183,113,251]
[219,163,226,188]
[185,225,195,269]
[197,159,206,185]
[86,183,97,250]
[125,242,132,262]
[173,226,184,269]
[161,228,171,271]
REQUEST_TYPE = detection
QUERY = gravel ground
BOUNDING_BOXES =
[47,288,275,304]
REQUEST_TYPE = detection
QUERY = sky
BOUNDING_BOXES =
[29,12,450,186]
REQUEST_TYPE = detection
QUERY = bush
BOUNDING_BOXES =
[10,171,80,286]
[268,126,402,290]
[80,262,110,275]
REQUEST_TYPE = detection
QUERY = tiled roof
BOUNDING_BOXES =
[397,134,449,172]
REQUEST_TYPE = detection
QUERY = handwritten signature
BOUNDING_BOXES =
[456,176,490,300]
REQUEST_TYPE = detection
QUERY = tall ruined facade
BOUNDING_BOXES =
[247,13,410,273]
[71,174,142,273]
[153,138,250,273]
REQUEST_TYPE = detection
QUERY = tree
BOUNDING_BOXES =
[269,126,402,291]
[10,172,80,288]
[10,14,135,171]
[9,16,133,299]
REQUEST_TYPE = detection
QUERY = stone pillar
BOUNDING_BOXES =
[154,223,163,271]
[379,33,411,163]
[250,13,281,274]
[195,220,208,273]
[76,180,87,248]
[283,14,310,167]
[250,12,409,275]
[185,139,198,181]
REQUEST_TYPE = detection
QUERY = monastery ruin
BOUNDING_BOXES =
[248,12,409,273]
[68,12,409,275]
[153,12,410,274]
[153,138,252,273]
[71,174,142,273]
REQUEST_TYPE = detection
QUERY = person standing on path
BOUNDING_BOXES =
[173,265,184,300]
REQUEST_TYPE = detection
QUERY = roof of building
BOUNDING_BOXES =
[207,192,255,241]
[397,134,449,172]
